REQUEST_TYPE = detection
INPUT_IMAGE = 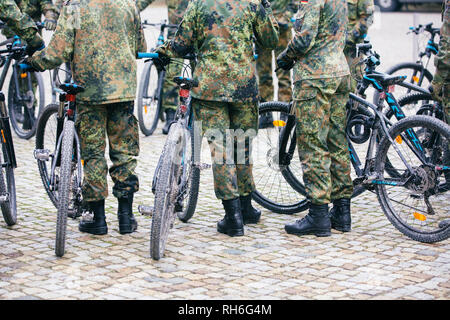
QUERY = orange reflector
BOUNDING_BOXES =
[413,212,426,221]
[395,136,403,144]
[144,105,148,114]
[20,73,27,79]
[81,159,84,166]
[1,129,5,143]
[273,120,286,127]
[412,76,419,83]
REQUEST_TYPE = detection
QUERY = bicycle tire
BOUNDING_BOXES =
[35,104,59,207]
[151,123,184,260]
[137,62,163,136]
[376,115,450,243]
[0,145,16,226]
[55,120,75,257]
[252,101,309,215]
[176,124,200,223]
[8,70,45,140]
[372,62,433,106]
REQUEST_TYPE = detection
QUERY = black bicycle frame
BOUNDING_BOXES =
[0,92,16,169]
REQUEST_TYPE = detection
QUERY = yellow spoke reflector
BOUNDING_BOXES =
[395,135,403,144]
[81,159,84,166]
[413,212,426,221]
[1,129,5,143]
[20,73,27,79]
[144,105,148,114]
[273,120,286,127]
[412,76,419,83]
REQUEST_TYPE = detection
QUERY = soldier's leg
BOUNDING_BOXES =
[76,102,108,235]
[256,45,274,102]
[192,98,244,236]
[328,76,354,232]
[274,26,292,102]
[76,103,108,202]
[106,101,140,234]
[229,101,261,224]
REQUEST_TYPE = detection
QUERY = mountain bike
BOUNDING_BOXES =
[0,91,17,226]
[33,81,84,257]
[0,36,44,139]
[137,20,178,136]
[137,52,201,260]
[372,22,440,107]
[253,43,450,243]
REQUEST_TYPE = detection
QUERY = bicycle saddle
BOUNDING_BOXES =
[59,83,85,95]
[367,73,406,87]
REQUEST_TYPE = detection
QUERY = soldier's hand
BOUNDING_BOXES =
[18,57,38,73]
[44,19,57,31]
[154,47,171,70]
[276,49,295,71]
[261,0,271,8]
[25,35,45,57]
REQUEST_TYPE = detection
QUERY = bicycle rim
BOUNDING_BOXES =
[376,115,450,243]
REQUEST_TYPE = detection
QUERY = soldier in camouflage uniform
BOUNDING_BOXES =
[136,0,191,134]
[0,0,44,54]
[257,0,295,128]
[156,0,279,237]
[277,0,353,237]
[345,0,374,91]
[27,0,147,235]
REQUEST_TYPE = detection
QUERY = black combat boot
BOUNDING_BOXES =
[217,198,244,237]
[118,193,138,234]
[162,109,176,135]
[79,199,108,235]
[284,203,331,237]
[239,193,261,224]
[329,198,351,232]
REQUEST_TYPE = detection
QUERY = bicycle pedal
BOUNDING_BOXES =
[0,194,9,203]
[34,149,51,161]
[138,205,154,217]
[196,162,211,170]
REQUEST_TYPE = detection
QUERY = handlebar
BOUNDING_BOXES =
[408,22,440,37]
[142,20,178,30]
[137,52,159,59]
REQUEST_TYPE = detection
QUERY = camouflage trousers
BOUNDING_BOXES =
[294,76,354,205]
[256,25,292,102]
[75,101,140,202]
[192,98,258,200]
[162,58,182,111]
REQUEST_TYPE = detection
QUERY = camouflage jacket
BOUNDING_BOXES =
[159,0,279,103]
[2,0,59,38]
[28,0,147,104]
[136,0,190,25]
[0,0,42,45]
[285,0,349,81]
[433,0,449,87]
[346,0,374,47]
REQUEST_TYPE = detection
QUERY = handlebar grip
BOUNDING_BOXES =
[19,63,33,71]
[137,52,159,59]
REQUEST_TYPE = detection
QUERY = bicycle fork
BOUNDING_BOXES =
[0,92,17,169]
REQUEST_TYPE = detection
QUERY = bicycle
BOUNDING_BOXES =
[0,91,17,226]
[137,20,178,136]
[137,52,202,260]
[33,81,84,257]
[372,22,440,107]
[49,64,72,104]
[253,43,450,243]
[0,27,45,139]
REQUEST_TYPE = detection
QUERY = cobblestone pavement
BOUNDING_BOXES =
[0,6,449,300]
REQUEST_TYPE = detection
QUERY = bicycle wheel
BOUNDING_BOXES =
[35,104,59,207]
[55,120,75,257]
[137,62,163,136]
[0,144,16,226]
[151,122,184,260]
[375,115,450,243]
[176,124,200,223]
[373,62,433,106]
[252,101,308,214]
[8,70,45,139]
